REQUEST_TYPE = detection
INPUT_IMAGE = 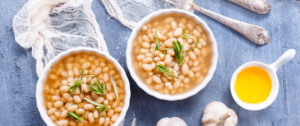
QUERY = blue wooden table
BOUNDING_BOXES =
[0,0,300,125]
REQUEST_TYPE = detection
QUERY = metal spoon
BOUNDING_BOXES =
[228,0,272,14]
[165,0,270,45]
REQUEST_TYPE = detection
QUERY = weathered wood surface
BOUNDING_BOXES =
[0,0,299,125]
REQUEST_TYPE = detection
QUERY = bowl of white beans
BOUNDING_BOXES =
[126,9,218,101]
[36,47,131,126]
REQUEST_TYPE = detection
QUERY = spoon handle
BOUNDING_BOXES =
[270,49,296,71]
[192,3,270,45]
[227,0,272,14]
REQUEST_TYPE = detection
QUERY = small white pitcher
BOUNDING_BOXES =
[230,49,296,111]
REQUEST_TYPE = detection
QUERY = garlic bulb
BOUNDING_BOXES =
[202,101,238,126]
[157,117,187,126]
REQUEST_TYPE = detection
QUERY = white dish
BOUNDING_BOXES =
[230,49,296,111]
[36,47,131,126]
[126,9,218,101]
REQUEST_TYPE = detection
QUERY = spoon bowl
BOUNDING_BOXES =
[230,49,296,111]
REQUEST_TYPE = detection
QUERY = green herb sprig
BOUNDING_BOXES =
[84,98,107,118]
[154,30,161,51]
[173,40,186,66]
[182,28,186,35]
[95,106,108,118]
[68,111,84,122]
[110,75,119,100]
[191,35,201,51]
[68,69,98,95]
[182,34,194,39]
[88,79,105,96]
[156,64,176,77]
[163,48,170,57]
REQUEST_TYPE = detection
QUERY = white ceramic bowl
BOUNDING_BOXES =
[126,9,218,101]
[36,47,131,126]
[230,49,295,111]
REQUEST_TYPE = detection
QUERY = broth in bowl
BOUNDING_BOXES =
[43,51,126,126]
[131,12,213,95]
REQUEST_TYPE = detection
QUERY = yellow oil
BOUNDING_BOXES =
[235,67,272,104]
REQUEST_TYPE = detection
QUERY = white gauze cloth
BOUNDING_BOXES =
[100,0,177,29]
[12,0,108,76]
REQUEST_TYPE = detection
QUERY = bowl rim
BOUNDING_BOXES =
[230,61,279,111]
[126,9,218,101]
[36,47,131,126]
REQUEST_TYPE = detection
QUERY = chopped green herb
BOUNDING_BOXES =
[68,111,83,122]
[173,40,185,66]
[182,34,194,39]
[154,31,161,51]
[110,75,119,100]
[88,79,105,96]
[182,28,186,35]
[68,69,98,95]
[68,79,81,95]
[156,64,176,77]
[84,98,107,118]
[95,106,108,118]
[191,35,201,51]
[84,98,104,106]
[86,75,98,77]
[163,48,170,57]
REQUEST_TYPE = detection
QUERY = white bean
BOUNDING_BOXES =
[137,54,146,61]
[164,39,173,48]
[142,42,150,48]
[182,64,189,75]
[111,114,119,122]
[76,109,85,115]
[174,81,180,89]
[82,84,90,93]
[142,35,150,42]
[164,54,172,66]
[140,49,150,54]
[94,67,102,75]
[48,108,57,115]
[183,78,190,84]
[57,119,68,126]
[143,57,153,63]
[188,70,195,78]
[99,117,105,124]
[94,111,99,118]
[167,49,175,56]
[74,96,81,103]
[88,113,95,123]
[55,111,61,118]
[84,104,95,110]
[152,75,162,83]
[165,82,173,90]
[54,101,63,108]
[52,95,60,101]
[68,70,74,78]
[142,64,152,71]
[154,83,164,90]
[193,30,200,37]
[106,93,113,101]
[68,105,78,112]
[173,28,183,37]
[107,109,114,117]
[142,25,148,31]
[61,110,68,118]
[188,52,197,60]
[171,21,177,29]
[194,48,201,55]
[82,62,91,69]
[104,117,110,126]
